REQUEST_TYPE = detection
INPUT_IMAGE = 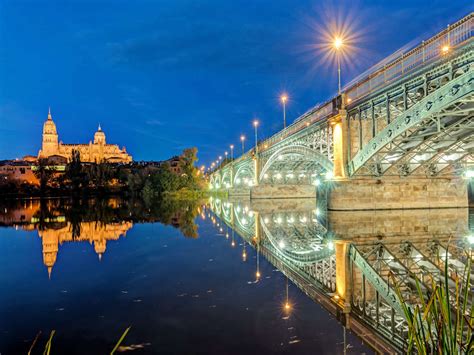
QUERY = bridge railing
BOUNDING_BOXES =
[255,99,336,154]
[345,12,473,104]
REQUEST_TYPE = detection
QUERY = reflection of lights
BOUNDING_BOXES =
[231,240,235,247]
[225,232,229,238]
[242,250,247,261]
[219,228,223,233]
[467,235,474,245]
[464,170,474,179]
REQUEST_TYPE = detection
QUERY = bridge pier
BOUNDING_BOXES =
[328,177,468,210]
[250,184,316,199]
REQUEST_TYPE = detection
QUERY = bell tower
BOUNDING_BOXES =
[40,108,59,157]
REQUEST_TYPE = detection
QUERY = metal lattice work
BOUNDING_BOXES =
[259,144,334,185]
[348,49,474,177]
[259,210,332,264]
[350,239,474,351]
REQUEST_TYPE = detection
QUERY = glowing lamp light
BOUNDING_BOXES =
[256,271,261,279]
[278,241,285,249]
[313,179,321,186]
[333,37,343,50]
[442,45,450,54]
[280,94,288,103]
[327,241,334,250]
[325,171,334,180]
[284,302,291,311]
[467,235,474,245]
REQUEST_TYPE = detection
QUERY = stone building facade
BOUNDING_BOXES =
[38,109,132,163]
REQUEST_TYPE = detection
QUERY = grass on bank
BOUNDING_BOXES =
[27,327,131,354]
[394,247,473,354]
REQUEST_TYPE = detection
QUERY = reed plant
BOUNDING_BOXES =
[394,248,473,354]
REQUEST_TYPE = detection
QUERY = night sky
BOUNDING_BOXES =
[0,0,471,166]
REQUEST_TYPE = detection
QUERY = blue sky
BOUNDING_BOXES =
[0,0,471,166]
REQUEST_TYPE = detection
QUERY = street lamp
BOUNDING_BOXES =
[224,151,228,162]
[280,94,288,129]
[240,135,246,154]
[230,144,234,160]
[253,120,259,155]
[333,36,344,94]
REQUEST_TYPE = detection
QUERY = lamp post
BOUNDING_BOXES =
[333,37,343,94]
[224,151,228,162]
[230,144,234,160]
[253,120,259,155]
[240,135,246,155]
[280,94,288,129]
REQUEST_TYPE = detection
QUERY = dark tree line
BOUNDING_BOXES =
[1,148,204,198]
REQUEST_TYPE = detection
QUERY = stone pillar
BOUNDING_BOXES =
[335,241,351,312]
[332,109,348,179]
[329,177,468,210]
[253,156,259,187]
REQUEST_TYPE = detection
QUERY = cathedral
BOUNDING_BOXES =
[38,109,132,163]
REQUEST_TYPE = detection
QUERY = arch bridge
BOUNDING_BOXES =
[210,14,474,208]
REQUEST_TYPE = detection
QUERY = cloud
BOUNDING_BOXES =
[145,119,163,126]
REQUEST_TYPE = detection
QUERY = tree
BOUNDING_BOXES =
[65,150,85,192]
[34,158,56,194]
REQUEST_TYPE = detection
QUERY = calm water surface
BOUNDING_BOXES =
[0,198,370,354]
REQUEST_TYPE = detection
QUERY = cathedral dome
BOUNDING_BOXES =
[94,124,106,144]
[43,108,57,135]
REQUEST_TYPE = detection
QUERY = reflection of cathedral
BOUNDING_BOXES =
[38,109,132,163]
[40,221,133,278]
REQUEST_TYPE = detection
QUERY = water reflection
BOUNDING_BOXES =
[208,196,473,353]
[1,195,471,353]
[0,198,202,277]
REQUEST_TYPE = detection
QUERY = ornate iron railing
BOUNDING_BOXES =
[345,13,473,103]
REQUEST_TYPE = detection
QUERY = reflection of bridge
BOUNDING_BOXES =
[210,14,473,209]
[208,197,473,353]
